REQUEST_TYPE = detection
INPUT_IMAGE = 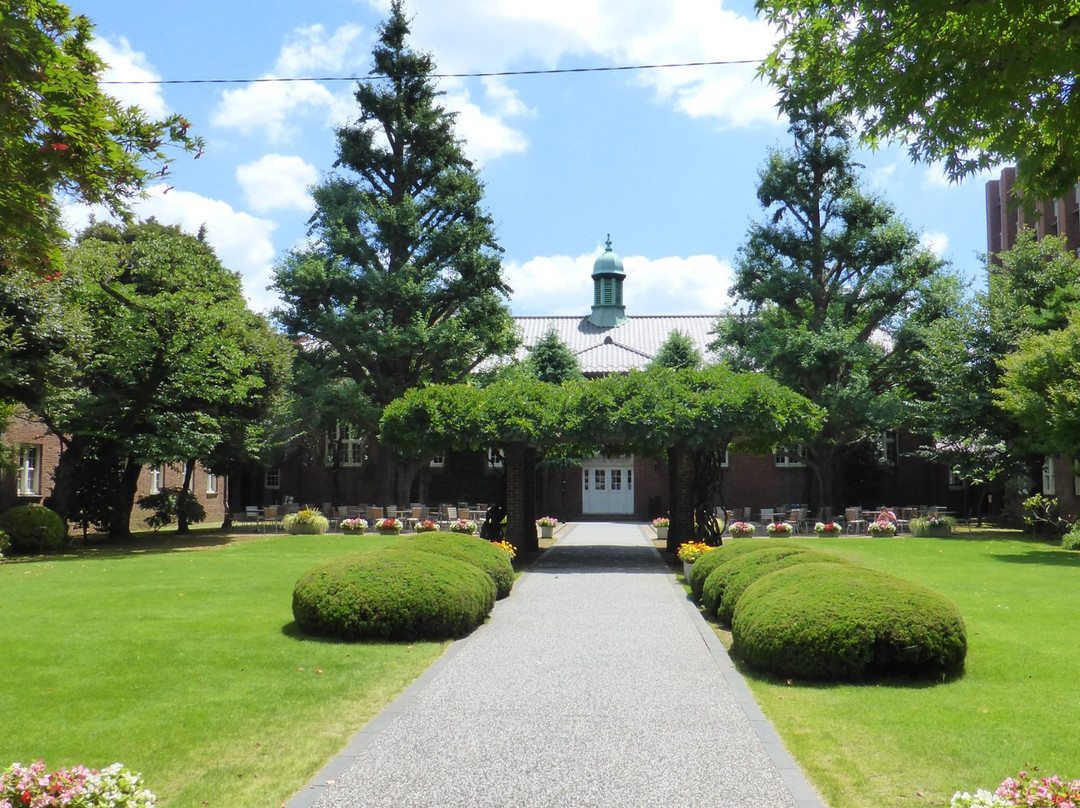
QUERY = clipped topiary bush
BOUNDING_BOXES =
[1062,522,1080,551]
[688,539,799,603]
[710,547,849,625]
[732,562,967,681]
[292,548,496,641]
[281,508,330,535]
[0,505,67,554]
[405,532,514,599]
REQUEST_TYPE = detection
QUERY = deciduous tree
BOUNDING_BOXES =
[757,0,1080,201]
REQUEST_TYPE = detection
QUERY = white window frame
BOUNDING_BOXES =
[719,449,730,468]
[774,445,807,468]
[487,447,504,469]
[949,469,965,490]
[877,430,899,466]
[206,473,218,495]
[149,464,164,494]
[429,454,445,469]
[325,421,365,467]
[1042,456,1056,495]
[17,444,41,496]
[265,466,280,490]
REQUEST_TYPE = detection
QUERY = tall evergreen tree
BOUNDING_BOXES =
[273,1,517,505]
[712,97,953,513]
[527,329,582,384]
[648,330,703,371]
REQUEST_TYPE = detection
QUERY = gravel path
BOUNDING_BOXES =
[287,522,826,808]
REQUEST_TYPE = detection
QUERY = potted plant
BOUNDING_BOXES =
[281,508,330,535]
[414,519,439,533]
[676,540,714,579]
[449,518,477,535]
[729,520,755,538]
[536,515,559,539]
[340,517,367,535]
[868,518,897,537]
[766,521,794,537]
[814,521,842,537]
[911,514,954,537]
[651,516,669,540]
[377,517,403,535]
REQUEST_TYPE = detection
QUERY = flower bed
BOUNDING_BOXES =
[1,761,156,808]
[951,769,1080,807]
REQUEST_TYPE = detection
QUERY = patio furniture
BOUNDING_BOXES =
[844,507,867,534]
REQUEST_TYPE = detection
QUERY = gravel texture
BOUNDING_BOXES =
[287,522,826,808]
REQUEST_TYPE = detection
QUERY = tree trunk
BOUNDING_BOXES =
[668,445,695,552]
[177,458,196,534]
[46,435,85,522]
[108,459,142,538]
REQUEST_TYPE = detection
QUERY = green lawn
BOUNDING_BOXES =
[731,531,1080,808]
[0,533,446,808]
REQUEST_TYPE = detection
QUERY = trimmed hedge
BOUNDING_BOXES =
[403,533,514,599]
[688,539,800,602]
[732,562,967,681]
[292,548,496,641]
[0,505,67,554]
[705,547,849,625]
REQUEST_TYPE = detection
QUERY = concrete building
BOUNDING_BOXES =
[986,166,1080,257]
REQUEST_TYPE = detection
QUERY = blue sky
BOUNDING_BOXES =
[67,0,995,317]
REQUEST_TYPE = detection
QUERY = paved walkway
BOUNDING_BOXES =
[287,522,826,808]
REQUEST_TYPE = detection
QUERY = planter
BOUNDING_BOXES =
[655,526,668,540]
[869,528,897,538]
[682,560,693,580]
[815,529,842,538]
[342,527,366,536]
[378,528,401,536]
[539,525,554,539]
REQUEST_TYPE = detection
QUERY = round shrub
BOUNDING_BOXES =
[0,505,67,554]
[405,533,514,599]
[732,562,967,681]
[292,548,496,641]
[281,508,330,535]
[1063,522,1080,551]
[688,539,799,602]
[708,547,849,625]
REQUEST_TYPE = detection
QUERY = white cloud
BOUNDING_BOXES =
[236,154,319,212]
[400,0,781,129]
[505,248,735,316]
[443,91,529,164]
[93,37,169,118]
[920,231,949,257]
[62,189,281,313]
[212,24,366,142]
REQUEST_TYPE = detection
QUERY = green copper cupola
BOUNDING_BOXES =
[588,235,626,328]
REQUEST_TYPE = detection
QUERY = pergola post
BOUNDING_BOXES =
[667,444,695,552]
[505,441,538,553]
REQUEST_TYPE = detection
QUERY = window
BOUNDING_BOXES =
[949,469,964,490]
[265,466,280,490]
[774,445,807,467]
[487,448,504,469]
[325,421,365,467]
[594,469,606,490]
[16,445,41,496]
[877,431,898,465]
[149,464,164,494]
[206,473,218,495]
[611,469,622,490]
[719,449,730,468]
[429,455,445,469]
[626,468,633,490]
[1042,456,1056,495]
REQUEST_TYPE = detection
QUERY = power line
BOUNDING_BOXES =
[100,58,762,86]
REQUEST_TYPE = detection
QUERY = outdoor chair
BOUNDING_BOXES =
[844,507,867,534]
[759,508,775,528]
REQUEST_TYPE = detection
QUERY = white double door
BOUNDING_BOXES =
[582,456,635,515]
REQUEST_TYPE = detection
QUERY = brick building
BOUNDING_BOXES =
[1,409,226,531]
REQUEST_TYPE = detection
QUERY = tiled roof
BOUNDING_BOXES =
[493,314,719,375]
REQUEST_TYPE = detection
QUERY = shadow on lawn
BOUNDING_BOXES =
[1,529,268,564]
